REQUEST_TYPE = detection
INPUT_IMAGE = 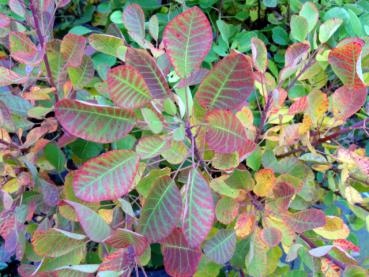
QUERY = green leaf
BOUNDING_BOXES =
[290,15,308,42]
[138,176,182,242]
[251,37,268,72]
[44,143,65,172]
[299,2,319,32]
[136,167,171,197]
[141,108,163,134]
[88,34,126,60]
[136,135,167,159]
[73,150,139,202]
[272,26,289,46]
[67,56,94,89]
[64,200,112,242]
[263,0,277,8]
[203,229,236,264]
[319,18,343,43]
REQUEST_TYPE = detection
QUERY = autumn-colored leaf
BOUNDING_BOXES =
[203,229,236,264]
[314,216,350,240]
[283,209,326,233]
[251,37,268,72]
[9,31,43,65]
[60,33,86,67]
[253,168,276,197]
[122,4,145,45]
[104,229,148,256]
[163,6,212,78]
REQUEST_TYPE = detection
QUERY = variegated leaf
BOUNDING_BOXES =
[138,176,182,242]
[283,209,326,233]
[9,31,43,65]
[55,99,136,143]
[74,150,139,202]
[251,37,268,72]
[104,228,148,255]
[122,4,145,44]
[203,229,236,264]
[196,51,254,111]
[163,6,212,78]
[60,33,86,67]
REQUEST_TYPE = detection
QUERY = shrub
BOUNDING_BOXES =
[0,1,368,276]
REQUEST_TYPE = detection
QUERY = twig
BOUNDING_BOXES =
[299,234,346,270]
[29,0,57,97]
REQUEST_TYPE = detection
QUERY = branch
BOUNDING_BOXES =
[299,234,346,271]
[185,121,206,169]
[29,0,56,96]
[277,118,369,159]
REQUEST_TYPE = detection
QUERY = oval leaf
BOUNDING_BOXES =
[104,228,148,256]
[163,6,212,78]
[122,4,145,42]
[283,209,326,233]
[55,99,136,143]
[74,150,139,202]
[203,229,236,264]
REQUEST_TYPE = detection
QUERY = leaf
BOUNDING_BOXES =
[64,200,112,242]
[99,248,134,274]
[0,66,27,86]
[331,85,367,120]
[210,176,242,199]
[44,142,65,172]
[161,140,188,164]
[61,33,86,67]
[32,228,86,258]
[9,31,43,65]
[313,216,350,240]
[141,108,163,134]
[343,265,369,277]
[272,182,295,211]
[290,15,308,42]
[163,6,212,78]
[107,65,152,109]
[253,168,276,197]
[345,186,363,204]
[216,197,239,224]
[196,52,254,111]
[161,228,202,277]
[73,150,139,202]
[246,229,268,276]
[122,4,145,44]
[125,48,170,99]
[234,213,255,238]
[88,34,126,60]
[148,15,159,41]
[203,229,236,264]
[137,167,171,197]
[251,37,268,72]
[182,169,214,247]
[138,176,182,242]
[206,109,256,155]
[0,101,15,132]
[104,229,148,255]
[55,99,136,143]
[283,209,326,233]
[328,39,365,86]
[68,55,94,89]
[319,18,343,43]
[176,68,209,88]
[299,2,319,32]
[261,227,282,247]
[136,135,167,159]
[285,42,310,68]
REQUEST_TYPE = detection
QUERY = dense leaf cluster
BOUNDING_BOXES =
[0,0,369,276]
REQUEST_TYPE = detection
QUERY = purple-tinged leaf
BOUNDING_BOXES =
[99,248,134,275]
[206,109,256,155]
[328,39,365,86]
[283,209,326,233]
[122,4,145,44]
[331,85,367,120]
[196,51,254,111]
[64,200,112,242]
[107,65,152,109]
[104,229,148,256]
[161,228,202,277]
[203,229,236,264]
[182,169,214,247]
[138,176,182,243]
[67,55,94,89]
[126,48,170,99]
[176,68,209,88]
[163,6,212,78]
[9,31,43,66]
[0,14,10,28]
[0,101,15,132]
[261,227,282,247]
[60,33,86,67]
[73,150,139,202]
[285,42,310,67]
[0,66,27,86]
[148,15,159,41]
[136,135,168,159]
[271,182,295,211]
[55,99,136,143]
[251,37,268,72]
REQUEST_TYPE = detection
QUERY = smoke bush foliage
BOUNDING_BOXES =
[0,0,369,276]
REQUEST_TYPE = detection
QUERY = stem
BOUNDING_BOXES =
[299,234,346,270]
[185,121,206,168]
[277,118,369,159]
[29,0,56,96]
[256,92,273,142]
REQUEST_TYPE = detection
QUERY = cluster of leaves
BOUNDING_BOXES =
[0,0,369,276]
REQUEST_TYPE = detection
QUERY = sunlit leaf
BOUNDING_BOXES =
[251,37,268,72]
[104,229,148,255]
[253,168,276,197]
[314,216,350,240]
[68,56,94,89]
[234,213,255,238]
[138,176,182,242]
[73,150,139,202]
[261,227,282,247]
[55,99,136,143]
[0,66,27,86]
[136,135,167,159]
[319,18,343,43]
[88,34,126,60]
[216,197,239,224]
[163,6,212,78]
[290,15,308,42]
[299,2,318,32]
[99,248,133,274]
[196,51,254,111]
[107,65,152,109]
[182,169,214,247]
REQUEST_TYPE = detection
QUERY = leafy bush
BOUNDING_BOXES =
[0,0,369,276]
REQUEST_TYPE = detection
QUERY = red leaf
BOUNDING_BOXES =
[288,96,308,115]
[99,248,134,275]
[104,229,148,256]
[122,4,145,43]
[60,33,86,67]
[161,228,202,277]
[285,42,310,67]
[283,209,326,233]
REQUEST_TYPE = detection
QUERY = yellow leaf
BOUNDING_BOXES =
[98,209,114,224]
[234,213,255,238]
[253,168,276,197]
[236,107,254,129]
[313,216,349,240]
[3,178,19,193]
[345,186,363,204]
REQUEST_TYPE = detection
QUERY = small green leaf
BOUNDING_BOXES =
[290,15,308,42]
[44,143,65,172]
[142,108,163,134]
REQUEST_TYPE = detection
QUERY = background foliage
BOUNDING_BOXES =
[1,0,369,276]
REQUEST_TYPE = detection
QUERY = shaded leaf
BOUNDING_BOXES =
[55,99,136,143]
[138,176,182,242]
[61,33,86,67]
[74,150,139,202]
[216,197,239,224]
[261,227,282,247]
[284,209,326,233]
[161,228,202,277]
[176,68,209,88]
[163,6,212,78]
[196,52,254,111]
[203,229,236,264]
[122,4,145,44]
[0,66,27,86]
[9,31,43,65]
